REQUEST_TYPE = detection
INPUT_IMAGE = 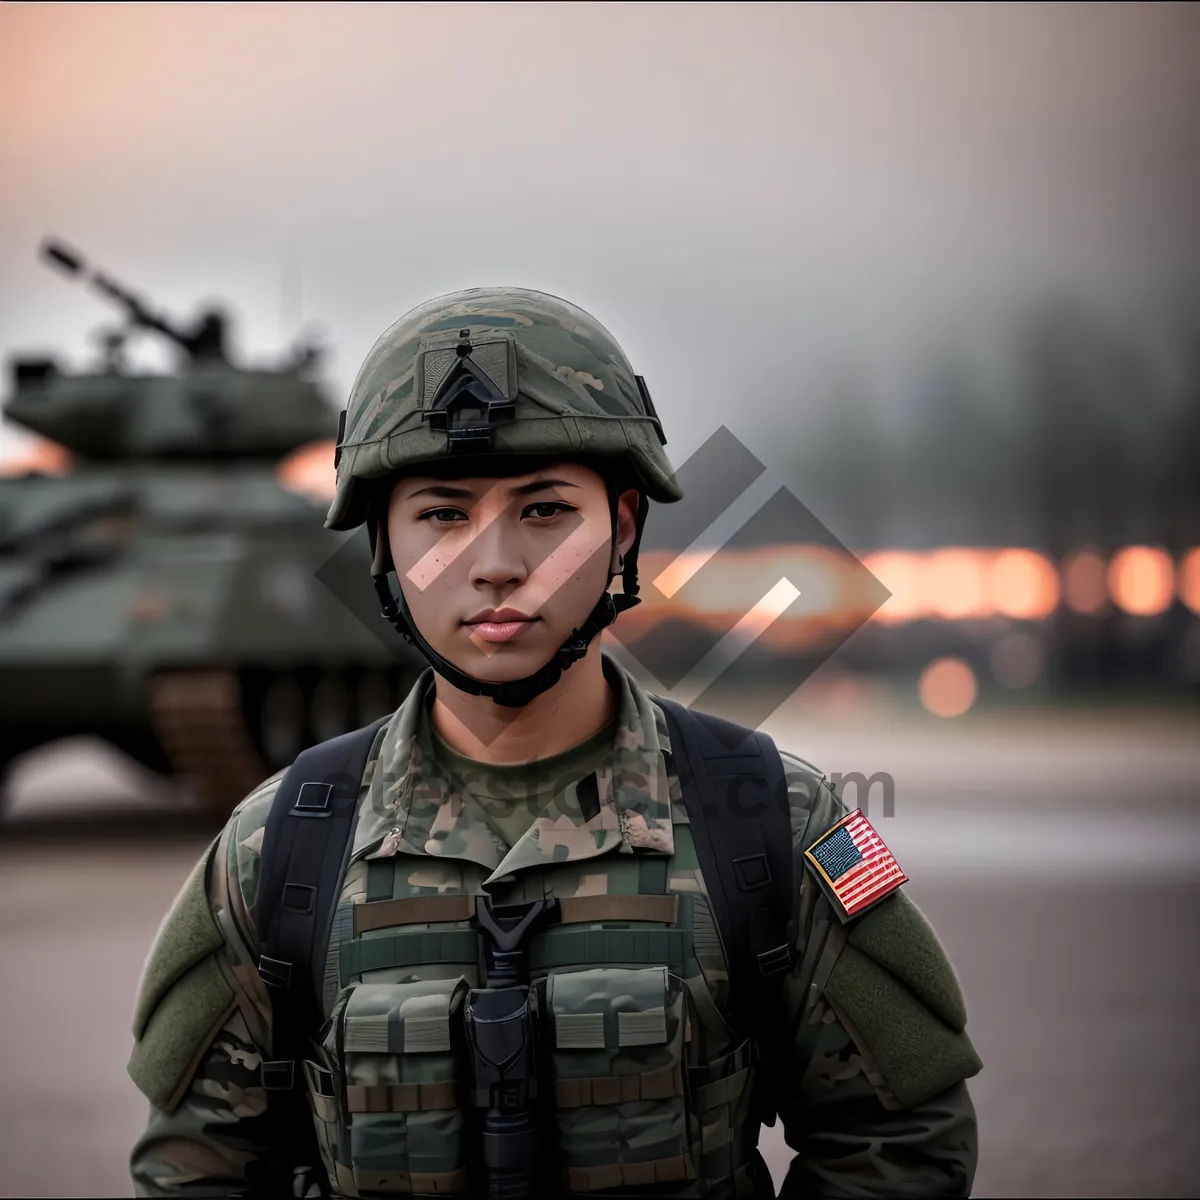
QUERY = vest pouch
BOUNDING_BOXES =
[319,976,472,1197]
[546,965,698,1194]
[683,1038,756,1189]
[304,1058,348,1191]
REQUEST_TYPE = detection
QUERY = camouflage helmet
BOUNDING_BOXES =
[325,287,683,531]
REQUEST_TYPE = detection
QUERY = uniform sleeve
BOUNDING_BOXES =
[128,774,322,1198]
[773,761,981,1198]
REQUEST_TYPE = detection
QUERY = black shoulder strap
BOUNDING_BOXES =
[653,697,793,1044]
[254,714,390,1092]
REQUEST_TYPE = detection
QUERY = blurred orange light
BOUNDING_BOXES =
[1062,548,1107,614]
[863,551,924,625]
[918,656,977,718]
[1180,547,1200,616]
[0,438,72,477]
[614,543,873,652]
[989,548,1059,619]
[647,544,851,620]
[277,439,337,502]
[924,548,992,620]
[1108,545,1174,616]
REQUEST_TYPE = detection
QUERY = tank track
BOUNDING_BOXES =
[149,671,269,818]
[149,665,417,818]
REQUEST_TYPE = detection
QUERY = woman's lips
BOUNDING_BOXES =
[467,618,538,643]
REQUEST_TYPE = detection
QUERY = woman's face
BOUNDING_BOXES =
[386,460,639,684]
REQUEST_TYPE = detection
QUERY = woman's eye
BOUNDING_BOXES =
[419,507,467,523]
[524,502,573,520]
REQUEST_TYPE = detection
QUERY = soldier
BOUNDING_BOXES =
[128,288,981,1198]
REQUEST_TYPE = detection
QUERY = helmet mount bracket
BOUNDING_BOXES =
[421,335,515,451]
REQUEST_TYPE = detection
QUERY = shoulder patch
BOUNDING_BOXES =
[128,838,238,1112]
[804,809,906,923]
[824,941,982,1108]
[128,956,236,1112]
[132,839,225,1039]
[821,889,981,1107]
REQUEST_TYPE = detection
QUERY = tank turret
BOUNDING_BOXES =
[5,239,335,460]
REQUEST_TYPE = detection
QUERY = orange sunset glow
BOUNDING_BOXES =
[276,439,338,502]
[0,437,72,477]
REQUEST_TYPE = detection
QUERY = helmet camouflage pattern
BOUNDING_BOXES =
[326,287,683,531]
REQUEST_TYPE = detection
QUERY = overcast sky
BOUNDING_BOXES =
[2,2,1198,464]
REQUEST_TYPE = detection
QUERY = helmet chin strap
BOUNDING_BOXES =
[368,486,647,708]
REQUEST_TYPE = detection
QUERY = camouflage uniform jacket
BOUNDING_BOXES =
[129,656,981,1197]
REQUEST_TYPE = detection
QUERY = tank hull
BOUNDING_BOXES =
[0,465,423,814]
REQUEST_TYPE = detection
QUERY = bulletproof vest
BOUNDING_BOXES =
[256,700,791,1199]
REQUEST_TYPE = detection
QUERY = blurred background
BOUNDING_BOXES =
[1,4,1197,1197]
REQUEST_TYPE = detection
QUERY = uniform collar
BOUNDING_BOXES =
[352,653,675,885]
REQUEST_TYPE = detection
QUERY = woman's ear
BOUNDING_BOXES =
[610,487,641,573]
[370,479,402,574]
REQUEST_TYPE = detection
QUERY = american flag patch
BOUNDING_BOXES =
[804,809,907,922]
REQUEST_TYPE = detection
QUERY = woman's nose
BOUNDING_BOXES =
[467,509,529,588]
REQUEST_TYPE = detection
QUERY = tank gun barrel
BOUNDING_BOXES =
[41,241,85,277]
[39,237,228,362]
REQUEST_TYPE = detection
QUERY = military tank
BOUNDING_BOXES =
[0,239,422,815]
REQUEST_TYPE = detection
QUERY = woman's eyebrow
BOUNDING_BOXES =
[403,484,477,500]
[507,478,581,497]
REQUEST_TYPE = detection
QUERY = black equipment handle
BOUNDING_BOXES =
[465,896,560,1197]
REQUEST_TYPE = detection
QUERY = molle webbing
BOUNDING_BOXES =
[351,892,680,936]
[529,927,689,976]
[692,1066,749,1113]
[354,893,476,934]
[559,892,679,925]
[340,930,479,983]
[345,1080,458,1113]
[565,1156,697,1193]
[341,925,691,982]
[352,1166,470,1195]
[556,1062,683,1107]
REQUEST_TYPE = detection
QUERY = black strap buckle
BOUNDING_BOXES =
[292,782,333,817]
[732,852,772,892]
[756,943,792,977]
[261,1060,296,1091]
[258,954,293,989]
[281,883,317,915]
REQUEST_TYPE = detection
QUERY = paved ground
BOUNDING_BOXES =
[1,713,1198,1197]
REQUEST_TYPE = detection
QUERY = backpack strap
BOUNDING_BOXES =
[254,715,389,1098]
[653,697,793,1120]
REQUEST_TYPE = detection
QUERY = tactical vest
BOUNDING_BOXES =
[256,700,793,1199]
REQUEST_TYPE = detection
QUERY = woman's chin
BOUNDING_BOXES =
[432,633,557,684]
